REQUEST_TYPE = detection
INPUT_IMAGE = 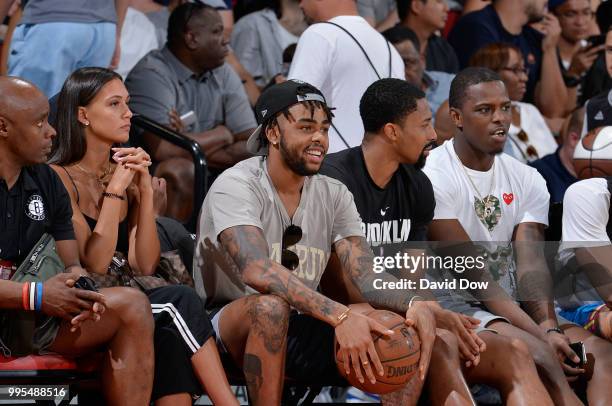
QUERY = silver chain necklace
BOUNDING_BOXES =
[452,145,496,205]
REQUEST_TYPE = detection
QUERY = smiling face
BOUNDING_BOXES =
[451,81,512,156]
[0,83,56,166]
[78,78,132,145]
[267,103,331,176]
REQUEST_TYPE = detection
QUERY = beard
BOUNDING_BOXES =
[415,141,437,170]
[525,2,546,24]
[279,134,320,176]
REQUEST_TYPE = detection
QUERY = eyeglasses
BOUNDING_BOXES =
[501,66,530,76]
[281,225,302,270]
[516,129,539,159]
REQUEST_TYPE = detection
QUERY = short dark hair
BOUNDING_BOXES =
[449,67,502,109]
[51,67,123,165]
[382,25,420,51]
[397,0,426,22]
[167,2,215,49]
[596,0,612,33]
[360,78,425,133]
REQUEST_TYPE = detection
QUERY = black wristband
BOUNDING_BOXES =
[103,191,125,201]
[563,74,581,88]
[546,327,564,335]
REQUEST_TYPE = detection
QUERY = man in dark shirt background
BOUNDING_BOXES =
[448,0,568,118]
[397,0,459,73]
[530,107,581,204]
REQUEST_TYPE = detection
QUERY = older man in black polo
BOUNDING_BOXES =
[0,76,155,405]
[126,2,257,221]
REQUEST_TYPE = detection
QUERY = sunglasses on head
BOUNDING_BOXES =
[281,225,302,270]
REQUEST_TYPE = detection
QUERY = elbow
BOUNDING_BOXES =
[241,265,271,294]
[85,259,112,276]
[131,255,159,276]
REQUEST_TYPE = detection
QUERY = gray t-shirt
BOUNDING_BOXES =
[194,156,364,308]
[125,46,256,134]
[357,0,396,25]
[20,0,117,25]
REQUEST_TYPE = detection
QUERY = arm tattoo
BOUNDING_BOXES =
[219,226,344,323]
[515,223,556,324]
[334,236,414,313]
[243,353,263,398]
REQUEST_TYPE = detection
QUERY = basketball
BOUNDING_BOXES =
[334,310,420,394]
[574,126,612,179]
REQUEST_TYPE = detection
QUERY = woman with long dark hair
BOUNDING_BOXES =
[50,67,238,406]
[469,43,558,163]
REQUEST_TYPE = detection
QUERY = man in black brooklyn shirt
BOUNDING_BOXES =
[321,78,552,404]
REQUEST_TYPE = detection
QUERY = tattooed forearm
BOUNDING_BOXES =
[219,226,346,325]
[334,236,416,313]
[514,223,556,324]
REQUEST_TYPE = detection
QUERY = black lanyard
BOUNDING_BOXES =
[319,21,393,149]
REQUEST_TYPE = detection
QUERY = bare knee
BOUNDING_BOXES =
[508,337,531,361]
[431,329,460,361]
[104,287,153,330]
[499,337,533,375]
[247,294,290,328]
[528,337,562,377]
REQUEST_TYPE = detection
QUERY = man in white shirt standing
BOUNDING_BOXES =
[289,0,405,153]
[424,67,585,406]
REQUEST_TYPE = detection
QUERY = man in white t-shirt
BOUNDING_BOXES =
[558,177,612,342]
[424,67,585,406]
[288,0,404,153]
[194,80,435,405]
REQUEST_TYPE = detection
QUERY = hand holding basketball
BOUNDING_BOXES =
[405,300,436,380]
[335,310,422,394]
[334,310,394,385]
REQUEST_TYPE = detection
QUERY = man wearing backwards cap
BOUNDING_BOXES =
[193,80,436,405]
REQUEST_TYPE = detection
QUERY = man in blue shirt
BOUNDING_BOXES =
[448,0,568,118]
[529,107,581,204]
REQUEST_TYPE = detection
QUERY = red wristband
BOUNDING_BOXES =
[22,282,30,311]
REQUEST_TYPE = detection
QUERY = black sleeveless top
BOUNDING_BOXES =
[61,167,130,254]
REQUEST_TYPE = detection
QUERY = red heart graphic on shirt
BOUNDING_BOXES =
[503,193,514,205]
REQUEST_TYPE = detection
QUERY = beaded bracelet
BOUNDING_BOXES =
[103,191,125,201]
[546,327,564,335]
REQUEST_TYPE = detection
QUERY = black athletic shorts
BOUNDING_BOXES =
[212,306,346,386]
[147,285,214,401]
[284,313,346,386]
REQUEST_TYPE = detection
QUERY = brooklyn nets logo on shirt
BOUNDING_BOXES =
[25,194,45,221]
